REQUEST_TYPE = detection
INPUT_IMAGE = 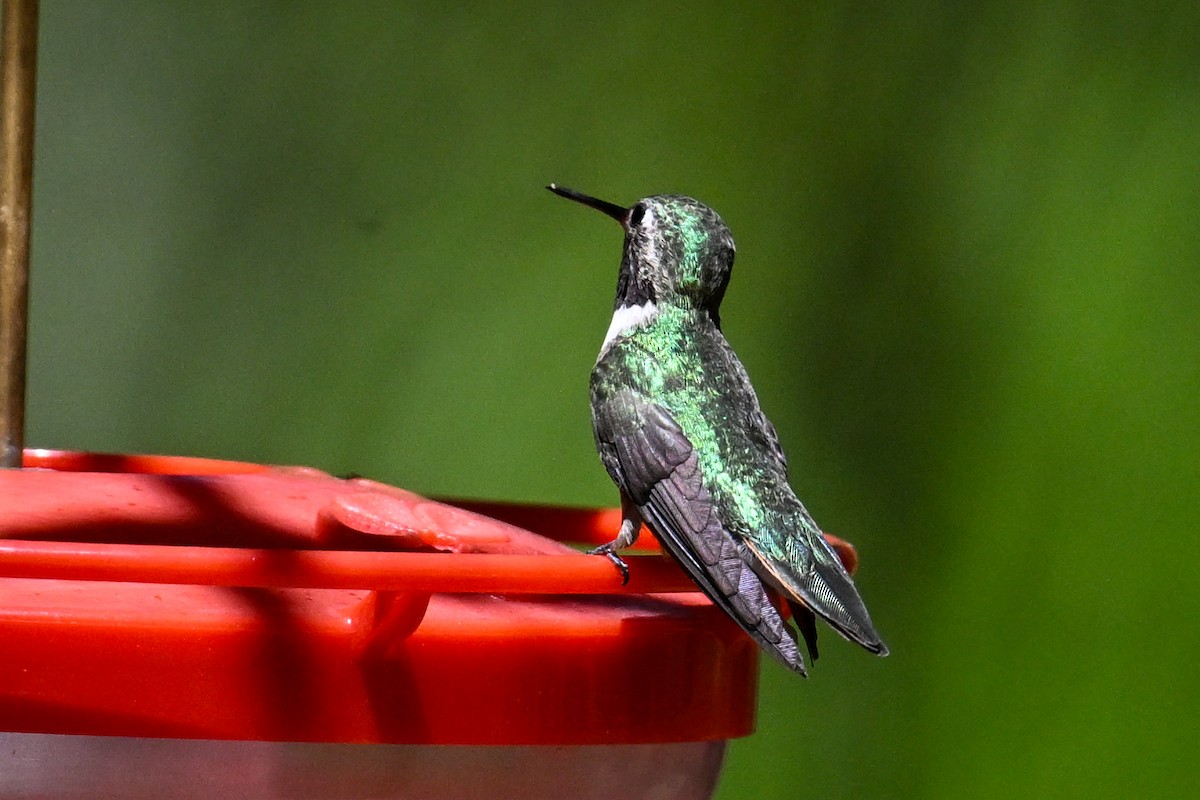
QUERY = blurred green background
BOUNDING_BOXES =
[24,3,1199,798]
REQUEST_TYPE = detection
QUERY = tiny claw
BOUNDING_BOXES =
[607,552,631,585]
[588,545,631,585]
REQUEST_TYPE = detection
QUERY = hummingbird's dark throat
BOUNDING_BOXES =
[547,184,629,224]
[615,253,656,309]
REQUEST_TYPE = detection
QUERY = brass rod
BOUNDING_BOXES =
[0,0,38,468]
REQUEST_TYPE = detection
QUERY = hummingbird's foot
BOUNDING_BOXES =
[588,543,631,585]
[587,500,640,585]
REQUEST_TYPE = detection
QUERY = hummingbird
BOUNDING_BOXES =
[548,184,888,675]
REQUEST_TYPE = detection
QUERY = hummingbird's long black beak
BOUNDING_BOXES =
[547,184,628,224]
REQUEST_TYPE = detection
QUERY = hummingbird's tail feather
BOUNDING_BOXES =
[793,553,889,656]
[787,599,820,663]
[745,511,889,658]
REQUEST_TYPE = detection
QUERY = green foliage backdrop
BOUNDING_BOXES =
[26,4,1199,797]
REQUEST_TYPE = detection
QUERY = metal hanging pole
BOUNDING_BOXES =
[0,0,38,468]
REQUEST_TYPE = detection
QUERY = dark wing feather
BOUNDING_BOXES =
[594,387,808,674]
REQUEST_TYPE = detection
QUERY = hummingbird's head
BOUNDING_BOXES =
[549,185,736,327]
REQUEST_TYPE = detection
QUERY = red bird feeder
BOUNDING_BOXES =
[0,450,762,799]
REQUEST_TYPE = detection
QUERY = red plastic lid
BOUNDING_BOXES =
[1,450,764,745]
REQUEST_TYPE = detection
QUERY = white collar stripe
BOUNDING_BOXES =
[601,301,659,349]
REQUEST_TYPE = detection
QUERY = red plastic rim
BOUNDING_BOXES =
[1,450,763,745]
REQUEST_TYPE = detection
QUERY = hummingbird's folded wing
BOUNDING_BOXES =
[593,388,809,674]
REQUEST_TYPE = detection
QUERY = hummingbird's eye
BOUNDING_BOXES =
[627,204,646,228]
